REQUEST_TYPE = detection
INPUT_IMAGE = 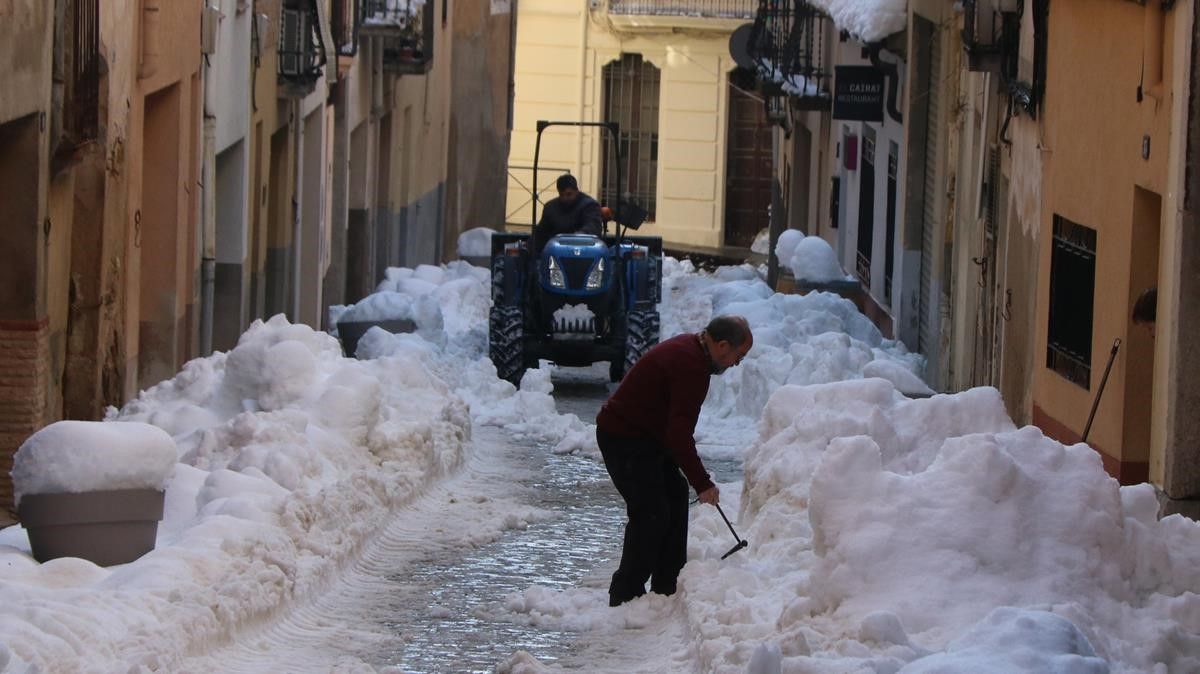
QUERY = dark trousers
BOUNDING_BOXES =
[597,429,690,605]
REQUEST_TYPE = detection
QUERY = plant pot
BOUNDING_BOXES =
[18,488,165,566]
[337,318,417,357]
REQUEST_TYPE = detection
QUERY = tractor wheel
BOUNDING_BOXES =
[623,310,660,375]
[489,305,526,385]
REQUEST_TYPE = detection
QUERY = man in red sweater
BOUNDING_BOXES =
[595,315,753,606]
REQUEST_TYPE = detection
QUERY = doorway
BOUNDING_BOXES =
[724,70,772,247]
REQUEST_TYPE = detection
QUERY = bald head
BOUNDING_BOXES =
[705,315,752,348]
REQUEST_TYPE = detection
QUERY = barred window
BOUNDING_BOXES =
[1046,215,1097,389]
[601,54,660,221]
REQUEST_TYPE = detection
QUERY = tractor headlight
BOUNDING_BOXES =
[586,257,606,290]
[547,257,565,288]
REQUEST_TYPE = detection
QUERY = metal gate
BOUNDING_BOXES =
[601,54,661,220]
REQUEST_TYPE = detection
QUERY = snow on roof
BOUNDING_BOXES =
[810,0,908,44]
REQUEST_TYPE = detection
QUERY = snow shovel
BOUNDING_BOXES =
[715,503,748,559]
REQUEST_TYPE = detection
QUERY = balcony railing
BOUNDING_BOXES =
[278,0,327,97]
[63,0,100,147]
[748,0,831,109]
[361,0,434,75]
[609,0,756,19]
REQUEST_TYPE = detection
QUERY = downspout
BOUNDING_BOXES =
[200,39,217,355]
[577,3,588,185]
[292,98,303,322]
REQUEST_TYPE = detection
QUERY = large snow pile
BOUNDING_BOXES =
[658,258,929,448]
[810,0,907,43]
[677,379,1200,672]
[0,317,472,671]
[12,421,177,503]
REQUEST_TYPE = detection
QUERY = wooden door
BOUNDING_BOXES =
[724,84,773,247]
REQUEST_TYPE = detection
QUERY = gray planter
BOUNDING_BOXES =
[18,488,165,566]
[337,318,417,357]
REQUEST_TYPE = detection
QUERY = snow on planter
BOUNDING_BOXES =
[12,421,177,504]
[676,379,1200,672]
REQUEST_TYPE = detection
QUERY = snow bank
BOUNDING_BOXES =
[658,258,929,441]
[0,316,471,671]
[457,227,497,258]
[677,379,1200,672]
[810,0,907,44]
[12,421,177,503]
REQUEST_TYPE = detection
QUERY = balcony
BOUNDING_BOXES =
[278,0,327,97]
[606,0,755,32]
[60,0,100,149]
[361,0,434,75]
[747,0,831,110]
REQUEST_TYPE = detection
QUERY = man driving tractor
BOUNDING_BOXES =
[532,174,604,257]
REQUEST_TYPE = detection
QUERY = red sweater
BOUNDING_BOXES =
[596,333,714,494]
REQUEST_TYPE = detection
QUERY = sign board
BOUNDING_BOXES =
[491,0,511,14]
[832,66,885,122]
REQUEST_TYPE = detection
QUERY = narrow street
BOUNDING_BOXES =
[192,371,741,673]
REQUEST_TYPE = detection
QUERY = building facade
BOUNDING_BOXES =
[506,0,772,249]
[0,0,517,516]
[755,0,1200,513]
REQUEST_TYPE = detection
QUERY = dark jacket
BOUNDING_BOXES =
[595,333,714,494]
[532,193,603,256]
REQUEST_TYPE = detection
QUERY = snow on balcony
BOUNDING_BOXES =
[808,0,906,43]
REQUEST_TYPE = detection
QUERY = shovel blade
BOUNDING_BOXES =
[721,539,748,560]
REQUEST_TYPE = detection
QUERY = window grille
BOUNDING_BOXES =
[1047,215,1097,389]
[601,54,661,221]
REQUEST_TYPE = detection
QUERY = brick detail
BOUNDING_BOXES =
[0,321,50,514]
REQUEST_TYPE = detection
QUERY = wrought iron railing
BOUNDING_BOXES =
[748,0,831,107]
[608,0,756,19]
[278,0,327,95]
[63,0,100,145]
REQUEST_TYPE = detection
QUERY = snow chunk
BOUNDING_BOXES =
[12,421,177,503]
[750,229,770,254]
[457,227,496,258]
[810,0,907,44]
[775,228,806,263]
[785,235,851,283]
[900,608,1107,673]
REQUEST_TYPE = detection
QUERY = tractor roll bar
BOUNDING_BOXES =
[532,120,625,244]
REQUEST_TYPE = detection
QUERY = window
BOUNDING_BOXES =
[601,54,661,221]
[1047,215,1097,388]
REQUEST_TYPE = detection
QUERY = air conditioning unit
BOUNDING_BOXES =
[200,4,221,55]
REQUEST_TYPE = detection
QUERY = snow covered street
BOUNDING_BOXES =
[1,257,1198,673]
[189,374,744,673]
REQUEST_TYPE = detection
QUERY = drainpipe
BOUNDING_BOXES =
[292,98,304,322]
[200,33,217,355]
[577,3,588,185]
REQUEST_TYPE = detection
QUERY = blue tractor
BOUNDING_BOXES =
[489,120,663,384]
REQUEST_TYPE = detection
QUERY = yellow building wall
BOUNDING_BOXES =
[507,0,740,247]
[1031,0,1177,483]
